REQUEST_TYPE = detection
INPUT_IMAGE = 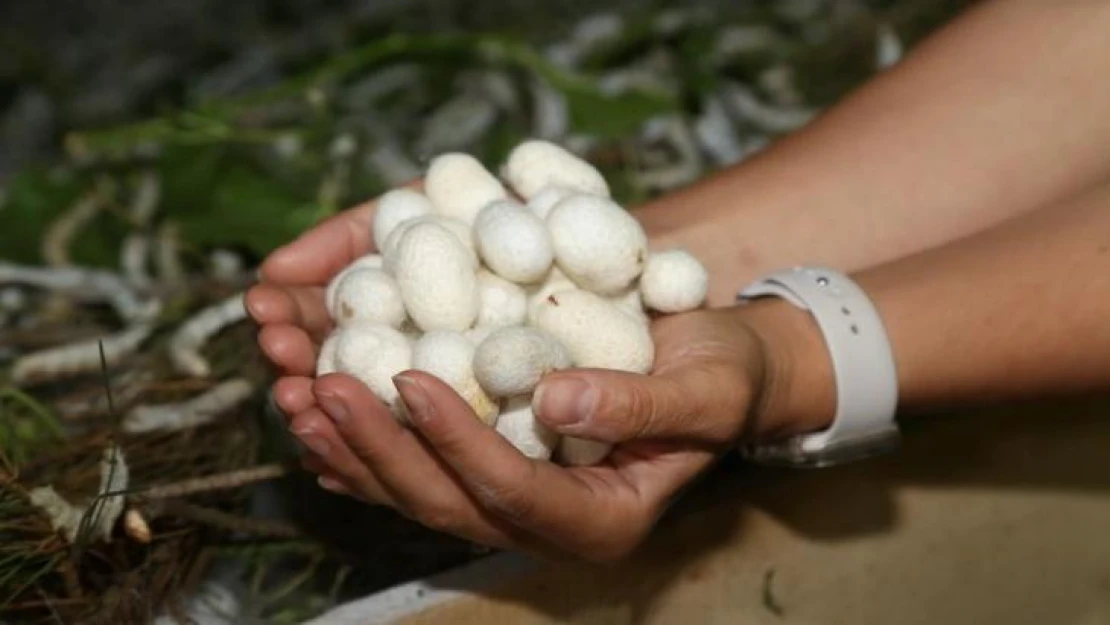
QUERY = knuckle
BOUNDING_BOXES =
[623,385,664,439]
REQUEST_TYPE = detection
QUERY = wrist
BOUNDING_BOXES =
[737,298,837,442]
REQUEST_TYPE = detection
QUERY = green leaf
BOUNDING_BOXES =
[158,145,329,257]
[0,168,86,264]
[563,86,675,139]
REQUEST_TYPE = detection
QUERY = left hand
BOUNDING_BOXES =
[284,307,816,562]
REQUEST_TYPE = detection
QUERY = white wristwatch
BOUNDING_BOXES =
[736,266,901,467]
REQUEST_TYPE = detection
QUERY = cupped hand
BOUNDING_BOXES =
[286,308,777,562]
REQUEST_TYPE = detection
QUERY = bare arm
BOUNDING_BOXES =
[638,0,1110,305]
[752,179,1110,436]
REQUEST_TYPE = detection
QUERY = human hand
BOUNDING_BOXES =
[284,305,830,562]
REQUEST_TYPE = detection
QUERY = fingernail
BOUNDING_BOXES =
[393,375,432,423]
[534,377,596,427]
[318,392,349,424]
[294,431,331,457]
[318,476,347,494]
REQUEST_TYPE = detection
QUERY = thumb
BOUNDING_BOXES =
[532,367,750,445]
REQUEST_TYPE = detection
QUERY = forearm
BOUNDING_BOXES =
[751,179,1110,438]
[637,0,1110,305]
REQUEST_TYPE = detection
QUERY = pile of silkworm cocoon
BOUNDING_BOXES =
[316,139,708,467]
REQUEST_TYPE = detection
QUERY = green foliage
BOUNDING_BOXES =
[156,144,332,258]
[1,169,83,264]
[0,388,64,468]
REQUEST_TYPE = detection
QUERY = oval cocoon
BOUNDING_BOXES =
[412,331,498,425]
[525,266,577,324]
[334,322,412,414]
[547,195,648,295]
[424,153,507,226]
[607,286,650,326]
[558,438,612,467]
[476,269,528,328]
[325,254,383,315]
[464,325,497,346]
[473,326,572,397]
[497,395,559,460]
[533,289,654,373]
[502,140,610,199]
[474,200,554,284]
[640,249,709,313]
[393,221,480,332]
[372,189,433,252]
[382,215,477,271]
[329,268,406,328]
[317,331,340,376]
[527,185,572,220]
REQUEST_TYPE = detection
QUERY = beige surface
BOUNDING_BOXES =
[351,397,1110,624]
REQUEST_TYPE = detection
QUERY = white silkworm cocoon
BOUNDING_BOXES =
[496,396,559,460]
[412,331,499,425]
[316,331,340,377]
[525,266,577,325]
[474,200,554,284]
[526,185,571,220]
[476,269,527,328]
[372,189,434,252]
[122,378,255,434]
[325,254,384,315]
[334,322,413,419]
[424,153,507,226]
[639,249,709,313]
[392,221,479,332]
[328,268,406,328]
[534,289,655,467]
[381,215,477,271]
[533,289,653,374]
[558,438,614,467]
[472,326,572,397]
[169,293,249,378]
[607,286,650,325]
[546,194,648,295]
[502,139,610,199]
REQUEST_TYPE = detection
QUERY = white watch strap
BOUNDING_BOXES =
[738,267,900,466]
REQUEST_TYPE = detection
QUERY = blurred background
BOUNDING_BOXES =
[0,1,972,623]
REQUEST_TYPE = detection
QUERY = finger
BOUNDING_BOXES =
[246,284,331,339]
[258,324,319,376]
[288,408,393,505]
[312,374,528,549]
[273,376,316,417]
[394,371,646,560]
[260,178,422,286]
[259,201,377,286]
[299,454,360,498]
[532,364,751,445]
